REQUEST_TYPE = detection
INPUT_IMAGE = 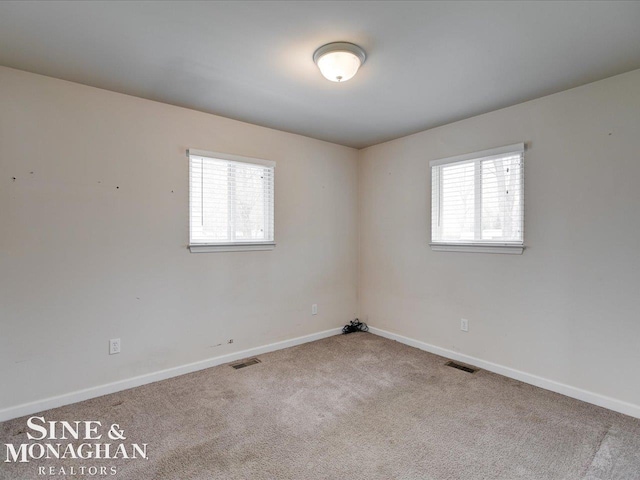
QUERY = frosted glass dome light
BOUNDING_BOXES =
[313,42,366,83]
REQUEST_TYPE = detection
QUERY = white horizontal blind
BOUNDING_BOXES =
[189,152,274,246]
[431,145,524,245]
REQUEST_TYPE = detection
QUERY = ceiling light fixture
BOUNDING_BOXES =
[313,42,366,83]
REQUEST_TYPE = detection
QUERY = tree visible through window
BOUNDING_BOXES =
[431,144,524,247]
[188,150,275,250]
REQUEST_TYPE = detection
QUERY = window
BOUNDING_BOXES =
[188,149,275,252]
[430,143,524,254]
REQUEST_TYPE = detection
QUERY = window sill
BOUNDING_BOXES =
[189,243,276,253]
[429,243,524,255]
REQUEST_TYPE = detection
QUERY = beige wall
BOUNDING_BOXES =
[0,67,359,410]
[2,65,639,416]
[359,69,640,408]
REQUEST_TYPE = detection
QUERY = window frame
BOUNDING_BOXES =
[187,149,275,253]
[429,143,525,255]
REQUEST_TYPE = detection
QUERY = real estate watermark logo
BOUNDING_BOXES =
[4,416,148,476]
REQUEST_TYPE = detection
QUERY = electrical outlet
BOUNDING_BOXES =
[312,304,318,315]
[109,338,121,355]
[460,319,469,332]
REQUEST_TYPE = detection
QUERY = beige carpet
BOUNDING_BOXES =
[2,332,639,479]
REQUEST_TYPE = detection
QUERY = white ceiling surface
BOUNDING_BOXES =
[1,1,639,149]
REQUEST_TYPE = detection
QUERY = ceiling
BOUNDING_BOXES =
[1,1,639,149]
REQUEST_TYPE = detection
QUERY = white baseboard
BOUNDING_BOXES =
[0,327,342,423]
[5,326,637,422]
[369,326,640,419]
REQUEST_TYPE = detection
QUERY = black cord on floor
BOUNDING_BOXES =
[342,319,369,334]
